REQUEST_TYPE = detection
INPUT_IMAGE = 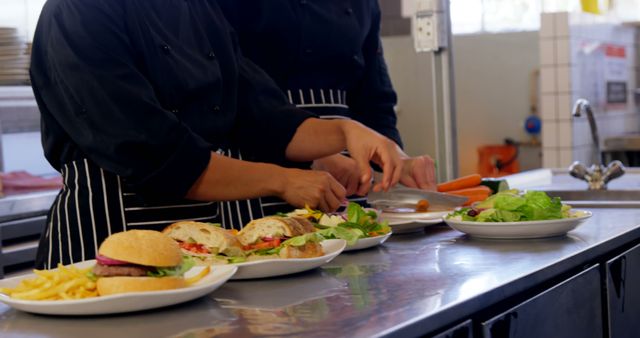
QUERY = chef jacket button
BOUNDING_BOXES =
[161,44,171,54]
[213,106,221,111]
[170,108,179,113]
[353,54,360,61]
[345,8,353,15]
[208,51,216,60]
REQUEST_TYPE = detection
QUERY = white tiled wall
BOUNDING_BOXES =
[539,11,639,168]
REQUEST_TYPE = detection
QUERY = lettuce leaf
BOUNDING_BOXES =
[146,256,195,277]
[281,232,323,247]
[342,202,390,236]
[227,256,247,264]
[448,190,569,222]
[317,226,363,245]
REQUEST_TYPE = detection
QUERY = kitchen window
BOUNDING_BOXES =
[450,0,640,34]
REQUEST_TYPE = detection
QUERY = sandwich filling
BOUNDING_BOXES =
[244,232,323,256]
[92,254,194,278]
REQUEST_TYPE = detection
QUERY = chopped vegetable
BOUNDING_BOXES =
[445,185,492,206]
[416,199,430,212]
[437,174,482,192]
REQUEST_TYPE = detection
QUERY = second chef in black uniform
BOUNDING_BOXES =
[218,0,437,213]
[30,0,403,269]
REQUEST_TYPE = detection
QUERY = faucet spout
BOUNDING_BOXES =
[572,98,602,167]
[569,99,625,190]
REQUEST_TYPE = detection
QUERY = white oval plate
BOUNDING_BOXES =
[0,261,237,316]
[443,210,592,239]
[230,239,346,280]
[343,232,392,252]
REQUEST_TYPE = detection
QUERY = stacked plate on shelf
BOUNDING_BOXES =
[0,27,31,86]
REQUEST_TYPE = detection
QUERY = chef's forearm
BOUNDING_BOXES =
[285,119,348,162]
[185,152,286,201]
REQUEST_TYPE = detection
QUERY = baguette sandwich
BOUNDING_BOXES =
[237,216,324,259]
[163,221,245,265]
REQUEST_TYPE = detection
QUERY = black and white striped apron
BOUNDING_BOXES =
[35,149,264,269]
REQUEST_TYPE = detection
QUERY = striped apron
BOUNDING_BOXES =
[35,149,264,269]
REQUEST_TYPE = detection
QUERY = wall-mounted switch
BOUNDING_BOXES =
[414,0,448,53]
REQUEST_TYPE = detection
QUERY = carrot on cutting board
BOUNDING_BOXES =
[437,174,482,192]
[445,185,492,206]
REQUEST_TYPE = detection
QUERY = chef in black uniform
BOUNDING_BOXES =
[218,0,437,212]
[30,0,403,269]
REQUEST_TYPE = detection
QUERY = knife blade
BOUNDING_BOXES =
[367,186,467,212]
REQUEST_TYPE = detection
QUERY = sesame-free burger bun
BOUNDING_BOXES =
[97,276,187,296]
[98,230,182,267]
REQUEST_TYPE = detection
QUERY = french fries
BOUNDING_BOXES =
[185,266,210,285]
[0,264,98,301]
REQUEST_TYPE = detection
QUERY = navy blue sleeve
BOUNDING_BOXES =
[347,1,403,148]
[31,1,211,198]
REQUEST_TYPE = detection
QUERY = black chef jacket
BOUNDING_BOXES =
[218,0,403,147]
[30,0,314,268]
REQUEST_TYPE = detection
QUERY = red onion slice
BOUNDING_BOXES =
[96,254,130,265]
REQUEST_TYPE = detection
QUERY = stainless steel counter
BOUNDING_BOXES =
[1,208,640,338]
[0,190,58,222]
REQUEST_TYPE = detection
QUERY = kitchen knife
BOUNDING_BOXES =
[367,186,467,212]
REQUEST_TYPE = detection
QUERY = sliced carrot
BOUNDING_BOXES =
[445,186,492,206]
[416,199,430,212]
[445,185,491,196]
[437,174,483,192]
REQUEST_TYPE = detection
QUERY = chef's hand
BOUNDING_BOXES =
[312,154,362,196]
[399,154,437,191]
[279,168,346,212]
[341,121,403,194]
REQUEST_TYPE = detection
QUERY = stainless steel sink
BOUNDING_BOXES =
[504,168,640,208]
[544,190,640,208]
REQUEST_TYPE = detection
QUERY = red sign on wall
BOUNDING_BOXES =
[605,45,626,58]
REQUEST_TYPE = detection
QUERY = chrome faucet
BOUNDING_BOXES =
[568,99,625,190]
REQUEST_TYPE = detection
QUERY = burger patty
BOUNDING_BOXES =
[92,263,149,277]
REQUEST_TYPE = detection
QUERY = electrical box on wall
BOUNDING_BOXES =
[414,0,448,53]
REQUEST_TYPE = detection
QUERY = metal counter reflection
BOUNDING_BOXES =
[0,297,236,338]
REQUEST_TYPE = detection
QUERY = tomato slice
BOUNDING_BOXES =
[243,238,282,251]
[179,241,210,254]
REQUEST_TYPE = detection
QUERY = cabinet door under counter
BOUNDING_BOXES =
[606,243,640,338]
[481,265,602,338]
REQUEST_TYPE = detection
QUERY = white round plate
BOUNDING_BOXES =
[343,232,392,252]
[443,210,592,239]
[230,239,346,280]
[0,261,237,316]
[380,211,449,234]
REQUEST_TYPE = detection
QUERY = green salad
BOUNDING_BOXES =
[287,202,391,245]
[446,190,573,222]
